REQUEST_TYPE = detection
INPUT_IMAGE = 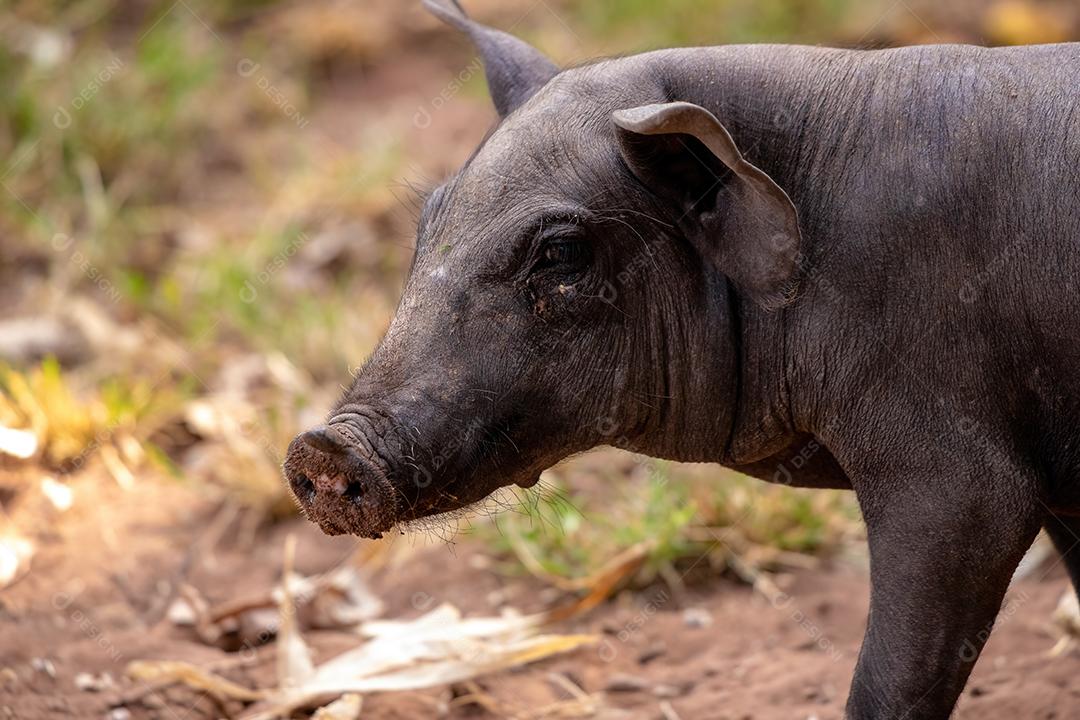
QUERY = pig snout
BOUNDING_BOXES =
[282,424,399,538]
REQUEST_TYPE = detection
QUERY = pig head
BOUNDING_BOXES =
[282,0,804,538]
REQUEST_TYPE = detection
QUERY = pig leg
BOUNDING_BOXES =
[1044,513,1080,596]
[844,470,1041,719]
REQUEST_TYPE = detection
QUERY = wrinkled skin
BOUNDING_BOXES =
[283,3,1080,718]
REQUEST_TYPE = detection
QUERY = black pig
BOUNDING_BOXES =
[284,2,1080,717]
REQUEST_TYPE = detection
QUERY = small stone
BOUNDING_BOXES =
[31,657,56,678]
[75,672,113,692]
[166,597,196,626]
[106,709,131,720]
[682,607,713,628]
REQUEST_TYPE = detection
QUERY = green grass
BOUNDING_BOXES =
[2,16,221,235]
[0,357,191,469]
[485,460,862,590]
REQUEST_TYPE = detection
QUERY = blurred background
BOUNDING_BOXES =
[1,1,1079,719]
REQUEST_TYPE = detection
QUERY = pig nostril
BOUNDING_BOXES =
[343,482,363,502]
[291,472,316,502]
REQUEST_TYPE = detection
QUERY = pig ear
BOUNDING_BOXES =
[423,0,558,117]
[612,101,802,308]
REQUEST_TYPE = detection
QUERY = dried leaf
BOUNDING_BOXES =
[277,534,315,690]
[0,425,37,459]
[138,538,596,720]
[0,534,34,588]
[168,564,384,650]
[40,476,73,511]
[1053,590,1080,636]
[1013,534,1055,581]
[126,660,266,703]
[312,693,363,720]
[100,444,135,490]
[542,542,654,623]
[283,565,385,629]
[239,588,594,717]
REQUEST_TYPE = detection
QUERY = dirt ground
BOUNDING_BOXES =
[1,470,1078,720]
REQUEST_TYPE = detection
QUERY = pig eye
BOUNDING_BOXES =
[538,238,591,270]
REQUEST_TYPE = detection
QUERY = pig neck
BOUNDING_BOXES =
[647,46,866,465]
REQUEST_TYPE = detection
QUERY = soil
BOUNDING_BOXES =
[1,470,1078,720]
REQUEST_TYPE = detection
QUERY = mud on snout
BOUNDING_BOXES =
[282,425,401,538]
